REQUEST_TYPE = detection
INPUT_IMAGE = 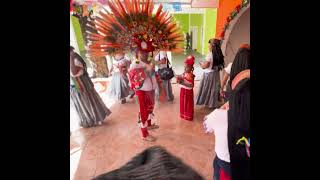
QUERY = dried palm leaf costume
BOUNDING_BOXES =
[86,0,183,139]
[93,146,204,180]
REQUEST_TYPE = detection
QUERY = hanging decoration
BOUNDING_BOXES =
[71,4,83,18]
[86,0,184,58]
[219,0,249,41]
[71,0,106,18]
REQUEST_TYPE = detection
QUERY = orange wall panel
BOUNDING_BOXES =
[215,0,242,38]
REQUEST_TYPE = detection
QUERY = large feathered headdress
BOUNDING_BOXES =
[86,0,184,57]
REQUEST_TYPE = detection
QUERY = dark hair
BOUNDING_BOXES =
[229,47,250,84]
[209,38,224,71]
[70,46,75,52]
[227,46,250,179]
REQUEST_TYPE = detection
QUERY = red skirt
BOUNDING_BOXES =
[180,88,194,121]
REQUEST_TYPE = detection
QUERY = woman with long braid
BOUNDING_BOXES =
[196,38,225,109]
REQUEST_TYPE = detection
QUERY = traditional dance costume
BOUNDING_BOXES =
[70,53,111,128]
[86,0,183,140]
[179,73,194,121]
[129,60,158,138]
[179,56,195,121]
[196,51,221,108]
[196,38,224,109]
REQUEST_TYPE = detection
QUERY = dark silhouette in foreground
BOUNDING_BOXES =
[93,146,204,180]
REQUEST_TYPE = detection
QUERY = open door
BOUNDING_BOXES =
[190,26,198,51]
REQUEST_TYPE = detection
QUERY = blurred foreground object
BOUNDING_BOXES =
[93,146,204,180]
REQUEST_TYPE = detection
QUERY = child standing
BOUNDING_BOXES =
[107,49,132,104]
[177,55,195,121]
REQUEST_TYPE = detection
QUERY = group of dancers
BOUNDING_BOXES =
[71,0,250,179]
[71,37,241,139]
[70,42,250,180]
[70,38,224,137]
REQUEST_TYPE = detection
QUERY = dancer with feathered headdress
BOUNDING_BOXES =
[86,0,184,141]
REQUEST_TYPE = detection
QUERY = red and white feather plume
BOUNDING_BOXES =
[86,0,184,57]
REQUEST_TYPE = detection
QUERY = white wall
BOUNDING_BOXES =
[223,7,250,65]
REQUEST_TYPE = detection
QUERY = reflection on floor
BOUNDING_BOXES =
[70,82,216,180]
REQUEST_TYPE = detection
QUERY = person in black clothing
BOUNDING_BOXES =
[222,44,250,180]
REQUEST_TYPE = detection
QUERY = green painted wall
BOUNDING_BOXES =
[172,14,189,48]
[70,10,217,56]
[204,9,217,55]
[71,16,85,54]
[173,14,189,34]
[190,14,203,54]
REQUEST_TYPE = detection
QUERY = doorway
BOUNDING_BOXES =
[190,26,198,51]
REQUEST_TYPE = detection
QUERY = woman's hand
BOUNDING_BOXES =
[176,75,182,84]
[220,102,229,110]
[199,61,210,69]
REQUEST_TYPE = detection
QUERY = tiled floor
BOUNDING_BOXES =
[70,81,218,180]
